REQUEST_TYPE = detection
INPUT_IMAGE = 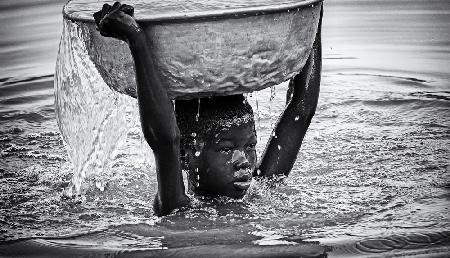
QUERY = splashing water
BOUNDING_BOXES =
[55,19,153,198]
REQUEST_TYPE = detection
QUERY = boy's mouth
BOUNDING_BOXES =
[233,169,252,190]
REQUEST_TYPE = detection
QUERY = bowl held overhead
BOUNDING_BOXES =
[63,0,323,99]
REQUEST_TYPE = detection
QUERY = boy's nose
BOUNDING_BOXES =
[232,150,250,170]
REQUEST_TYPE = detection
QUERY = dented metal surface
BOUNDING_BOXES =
[64,0,322,99]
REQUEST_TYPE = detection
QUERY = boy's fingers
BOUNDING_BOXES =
[93,10,102,25]
[112,1,121,8]
[121,4,134,16]
[101,3,111,18]
[101,3,111,13]
[111,2,122,13]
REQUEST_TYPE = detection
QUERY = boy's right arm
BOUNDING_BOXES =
[257,6,322,178]
[94,2,189,216]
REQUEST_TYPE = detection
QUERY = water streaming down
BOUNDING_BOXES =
[1,0,450,256]
[55,19,154,198]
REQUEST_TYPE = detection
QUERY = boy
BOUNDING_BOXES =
[94,2,322,216]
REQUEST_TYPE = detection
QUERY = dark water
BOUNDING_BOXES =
[1,0,449,257]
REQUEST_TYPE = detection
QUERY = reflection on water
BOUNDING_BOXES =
[1,0,450,257]
[0,0,65,80]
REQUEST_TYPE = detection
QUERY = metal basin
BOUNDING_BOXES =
[63,0,322,99]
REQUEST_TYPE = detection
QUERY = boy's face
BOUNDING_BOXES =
[191,121,257,198]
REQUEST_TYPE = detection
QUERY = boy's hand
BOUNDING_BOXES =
[93,2,141,41]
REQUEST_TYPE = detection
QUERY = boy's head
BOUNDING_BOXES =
[175,95,257,198]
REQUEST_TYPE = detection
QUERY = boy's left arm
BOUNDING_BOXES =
[256,7,322,177]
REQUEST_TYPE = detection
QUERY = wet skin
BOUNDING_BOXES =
[188,121,257,198]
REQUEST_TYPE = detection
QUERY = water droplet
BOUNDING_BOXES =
[254,99,260,120]
[269,86,277,128]
[195,151,201,157]
[95,181,104,191]
[196,98,201,121]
